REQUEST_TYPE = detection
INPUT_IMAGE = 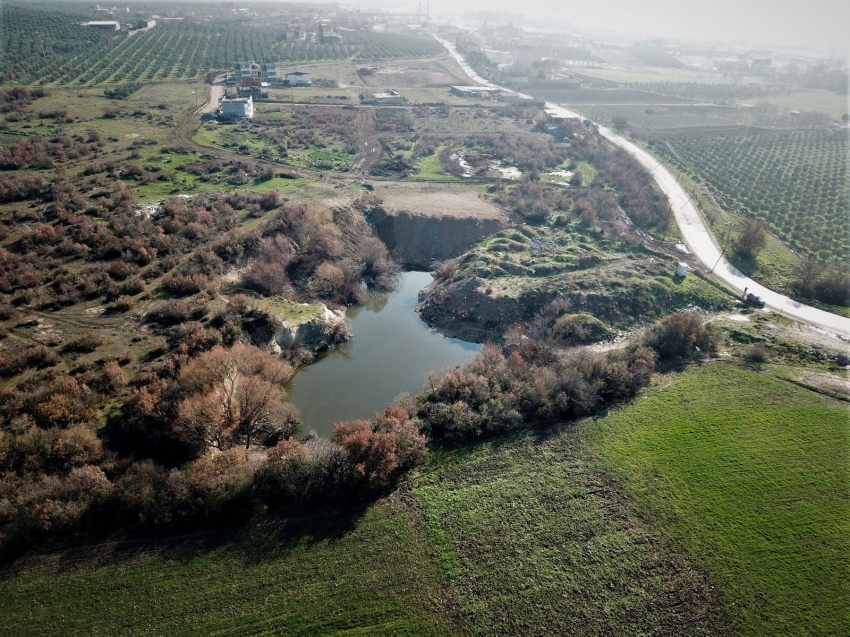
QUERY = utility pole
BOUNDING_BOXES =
[710,218,734,274]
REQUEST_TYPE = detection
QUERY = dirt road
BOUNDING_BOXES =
[435,35,850,340]
[197,84,225,115]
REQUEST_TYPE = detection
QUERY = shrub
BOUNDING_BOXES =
[547,313,612,345]
[331,420,398,489]
[111,295,134,312]
[645,312,718,359]
[162,272,209,296]
[744,343,768,362]
[64,331,104,353]
[0,344,60,378]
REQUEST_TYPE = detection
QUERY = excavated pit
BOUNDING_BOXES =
[369,191,507,268]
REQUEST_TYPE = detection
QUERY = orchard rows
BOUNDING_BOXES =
[652,129,849,262]
[1,5,443,86]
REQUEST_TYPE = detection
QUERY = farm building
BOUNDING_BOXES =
[450,85,500,98]
[499,90,530,102]
[136,18,156,29]
[545,108,578,124]
[370,90,403,105]
[82,21,120,30]
[221,95,254,119]
[285,71,311,86]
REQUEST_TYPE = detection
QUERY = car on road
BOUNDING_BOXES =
[746,293,765,308]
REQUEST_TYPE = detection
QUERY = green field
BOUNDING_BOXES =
[747,90,849,119]
[412,433,730,636]
[589,364,850,637]
[0,502,464,637]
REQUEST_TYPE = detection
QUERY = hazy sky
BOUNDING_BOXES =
[387,0,849,52]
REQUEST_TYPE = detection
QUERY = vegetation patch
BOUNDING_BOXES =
[588,363,850,637]
[412,428,731,636]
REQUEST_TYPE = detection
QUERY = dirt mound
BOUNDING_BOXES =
[370,192,507,268]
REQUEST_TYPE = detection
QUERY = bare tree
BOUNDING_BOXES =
[792,256,824,297]
[733,217,767,261]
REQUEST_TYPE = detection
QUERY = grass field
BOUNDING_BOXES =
[746,91,849,119]
[413,146,462,180]
[0,501,464,637]
[412,433,730,636]
[577,66,729,85]
[588,363,850,637]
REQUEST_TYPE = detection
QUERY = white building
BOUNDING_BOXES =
[450,85,500,98]
[285,71,311,86]
[371,90,403,105]
[221,95,254,119]
[234,62,278,83]
[82,21,120,30]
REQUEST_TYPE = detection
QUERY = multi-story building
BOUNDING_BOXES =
[234,62,278,83]
[221,95,254,119]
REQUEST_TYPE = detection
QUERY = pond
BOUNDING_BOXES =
[285,271,480,438]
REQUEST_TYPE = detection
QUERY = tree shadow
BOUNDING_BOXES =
[0,501,370,578]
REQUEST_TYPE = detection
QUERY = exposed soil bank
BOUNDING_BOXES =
[369,192,507,268]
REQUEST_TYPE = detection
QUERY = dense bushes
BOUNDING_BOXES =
[243,201,396,303]
[0,308,723,551]
[0,395,423,547]
[571,132,672,233]
[418,343,656,444]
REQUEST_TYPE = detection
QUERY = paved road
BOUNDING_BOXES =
[436,36,850,340]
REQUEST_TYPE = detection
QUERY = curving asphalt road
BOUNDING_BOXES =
[435,36,850,340]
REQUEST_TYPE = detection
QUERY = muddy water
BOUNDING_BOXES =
[285,271,479,438]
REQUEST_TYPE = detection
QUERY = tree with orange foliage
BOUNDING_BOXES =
[175,344,299,452]
[331,420,398,489]
[332,405,427,490]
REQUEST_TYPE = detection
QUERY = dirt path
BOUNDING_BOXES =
[196,84,224,115]
[351,107,383,175]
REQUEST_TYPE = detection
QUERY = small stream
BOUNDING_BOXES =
[285,271,480,438]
